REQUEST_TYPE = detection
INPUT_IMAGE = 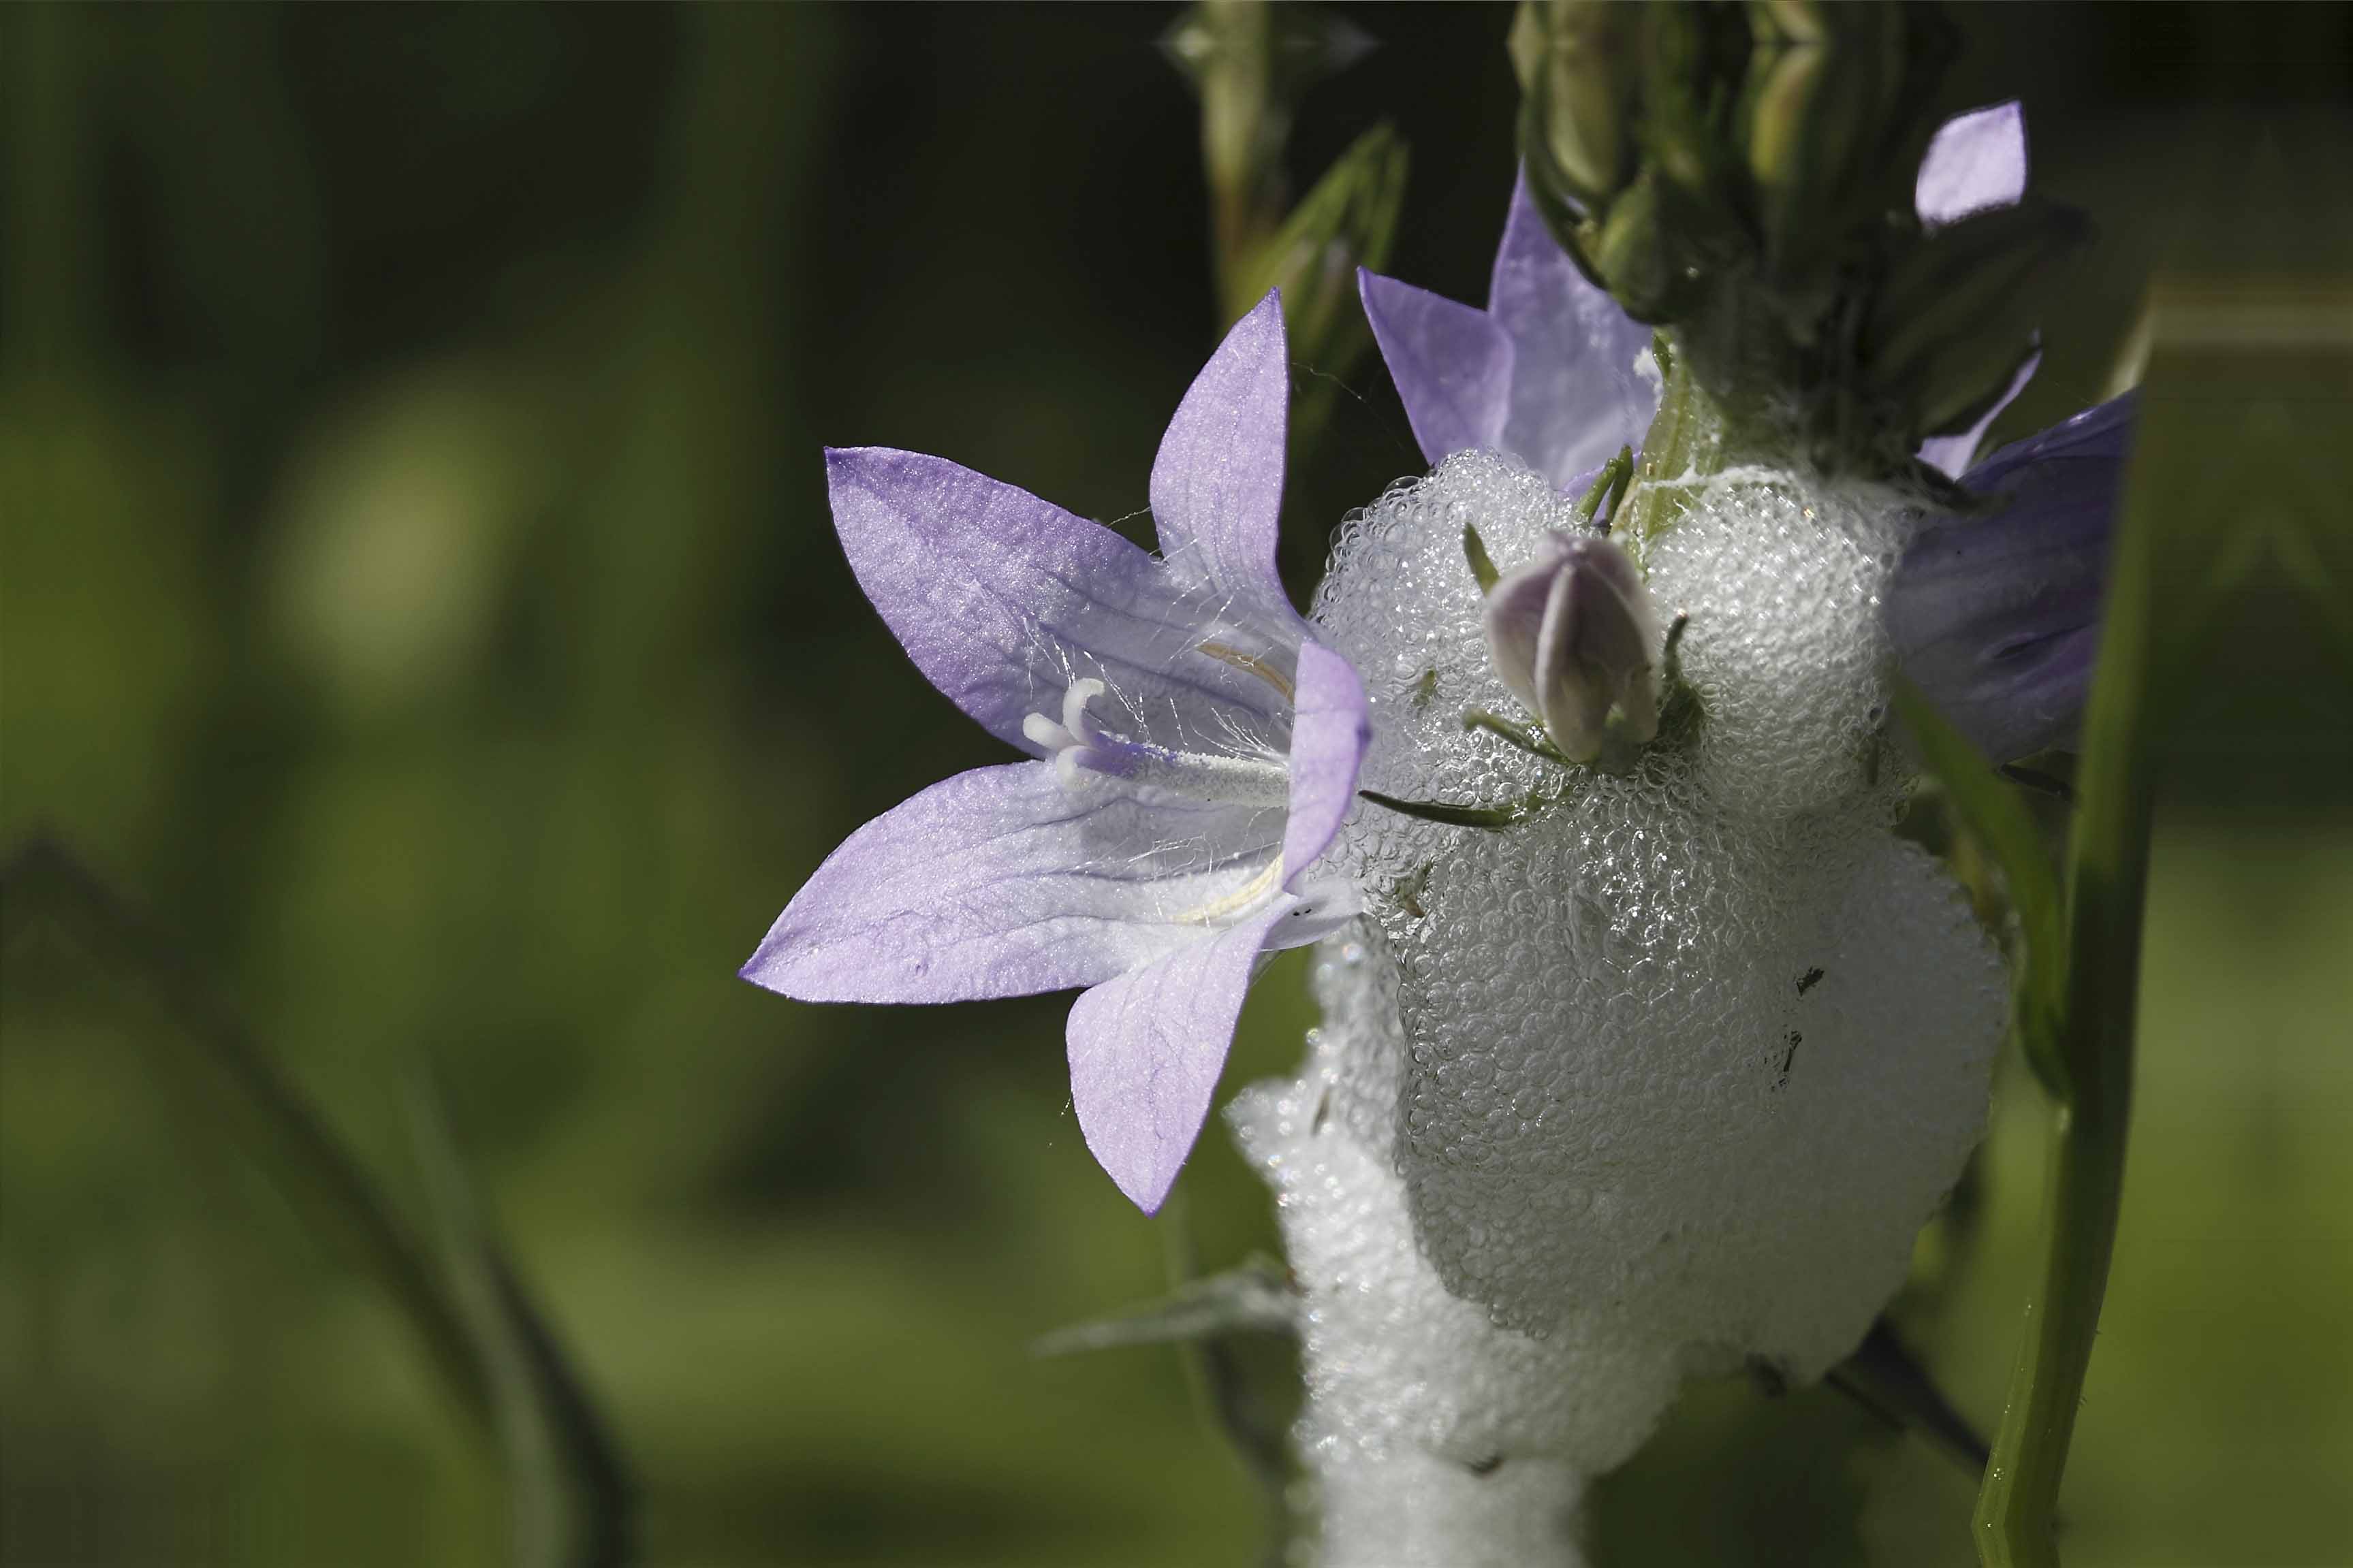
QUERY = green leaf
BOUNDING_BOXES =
[409,1076,632,1568]
[1230,120,1408,370]
[1464,709,1570,767]
[1615,330,1730,554]
[1864,202,2091,441]
[1590,165,1681,323]
[1167,0,1376,350]
[1359,787,1546,831]
[0,836,495,1425]
[0,836,633,1568]
[1891,680,2066,1095]
[1032,1255,1297,1356]
[1462,521,1500,594]
[1742,4,1907,282]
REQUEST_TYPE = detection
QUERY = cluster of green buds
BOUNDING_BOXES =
[1509,0,2086,479]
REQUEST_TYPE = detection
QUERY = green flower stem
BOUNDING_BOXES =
[1973,1093,2131,1568]
[1615,332,1729,559]
[1972,317,2166,1568]
[1175,0,1280,314]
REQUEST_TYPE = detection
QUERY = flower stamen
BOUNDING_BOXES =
[1026,679,1289,806]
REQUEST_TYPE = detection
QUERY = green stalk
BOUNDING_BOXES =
[0,835,496,1428]
[1972,1092,2132,1568]
[1971,330,2162,1568]
[1,834,633,1567]
[1615,332,1728,559]
[1169,0,1281,323]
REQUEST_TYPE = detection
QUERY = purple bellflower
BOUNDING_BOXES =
[1358,102,2137,761]
[742,293,1372,1214]
[1885,392,2137,761]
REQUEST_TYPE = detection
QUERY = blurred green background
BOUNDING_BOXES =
[2,5,2347,1567]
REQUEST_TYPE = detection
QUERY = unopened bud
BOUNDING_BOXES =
[1511,0,1638,210]
[1482,531,1662,764]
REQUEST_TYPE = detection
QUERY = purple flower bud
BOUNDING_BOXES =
[1483,532,1662,763]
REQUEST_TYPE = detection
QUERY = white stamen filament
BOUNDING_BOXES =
[1108,743,1291,806]
[1026,677,1291,808]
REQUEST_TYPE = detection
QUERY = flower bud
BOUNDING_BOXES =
[1483,531,1662,763]
[1509,0,1639,210]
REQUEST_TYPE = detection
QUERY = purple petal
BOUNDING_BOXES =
[1889,393,2138,761]
[742,761,1274,1004]
[1962,389,2138,492]
[1915,101,2027,228]
[1067,898,1296,1212]
[1358,268,1513,467]
[1482,547,1566,714]
[1280,639,1371,885]
[1917,349,2040,479]
[1488,172,1658,490]
[1149,290,1292,609]
[826,447,1290,748]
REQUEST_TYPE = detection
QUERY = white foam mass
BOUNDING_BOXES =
[1235,451,2004,1544]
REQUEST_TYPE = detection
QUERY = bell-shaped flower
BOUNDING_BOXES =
[740,293,1372,1215]
[1483,530,1662,763]
[1885,391,2137,761]
[1357,103,2136,762]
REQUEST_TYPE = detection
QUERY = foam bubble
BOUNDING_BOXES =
[1245,451,2005,1516]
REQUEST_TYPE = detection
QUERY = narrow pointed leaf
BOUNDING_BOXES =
[1232,121,1409,380]
[1032,1257,1298,1356]
[1891,680,2066,1093]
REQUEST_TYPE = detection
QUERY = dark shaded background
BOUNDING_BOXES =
[3,5,2348,1566]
